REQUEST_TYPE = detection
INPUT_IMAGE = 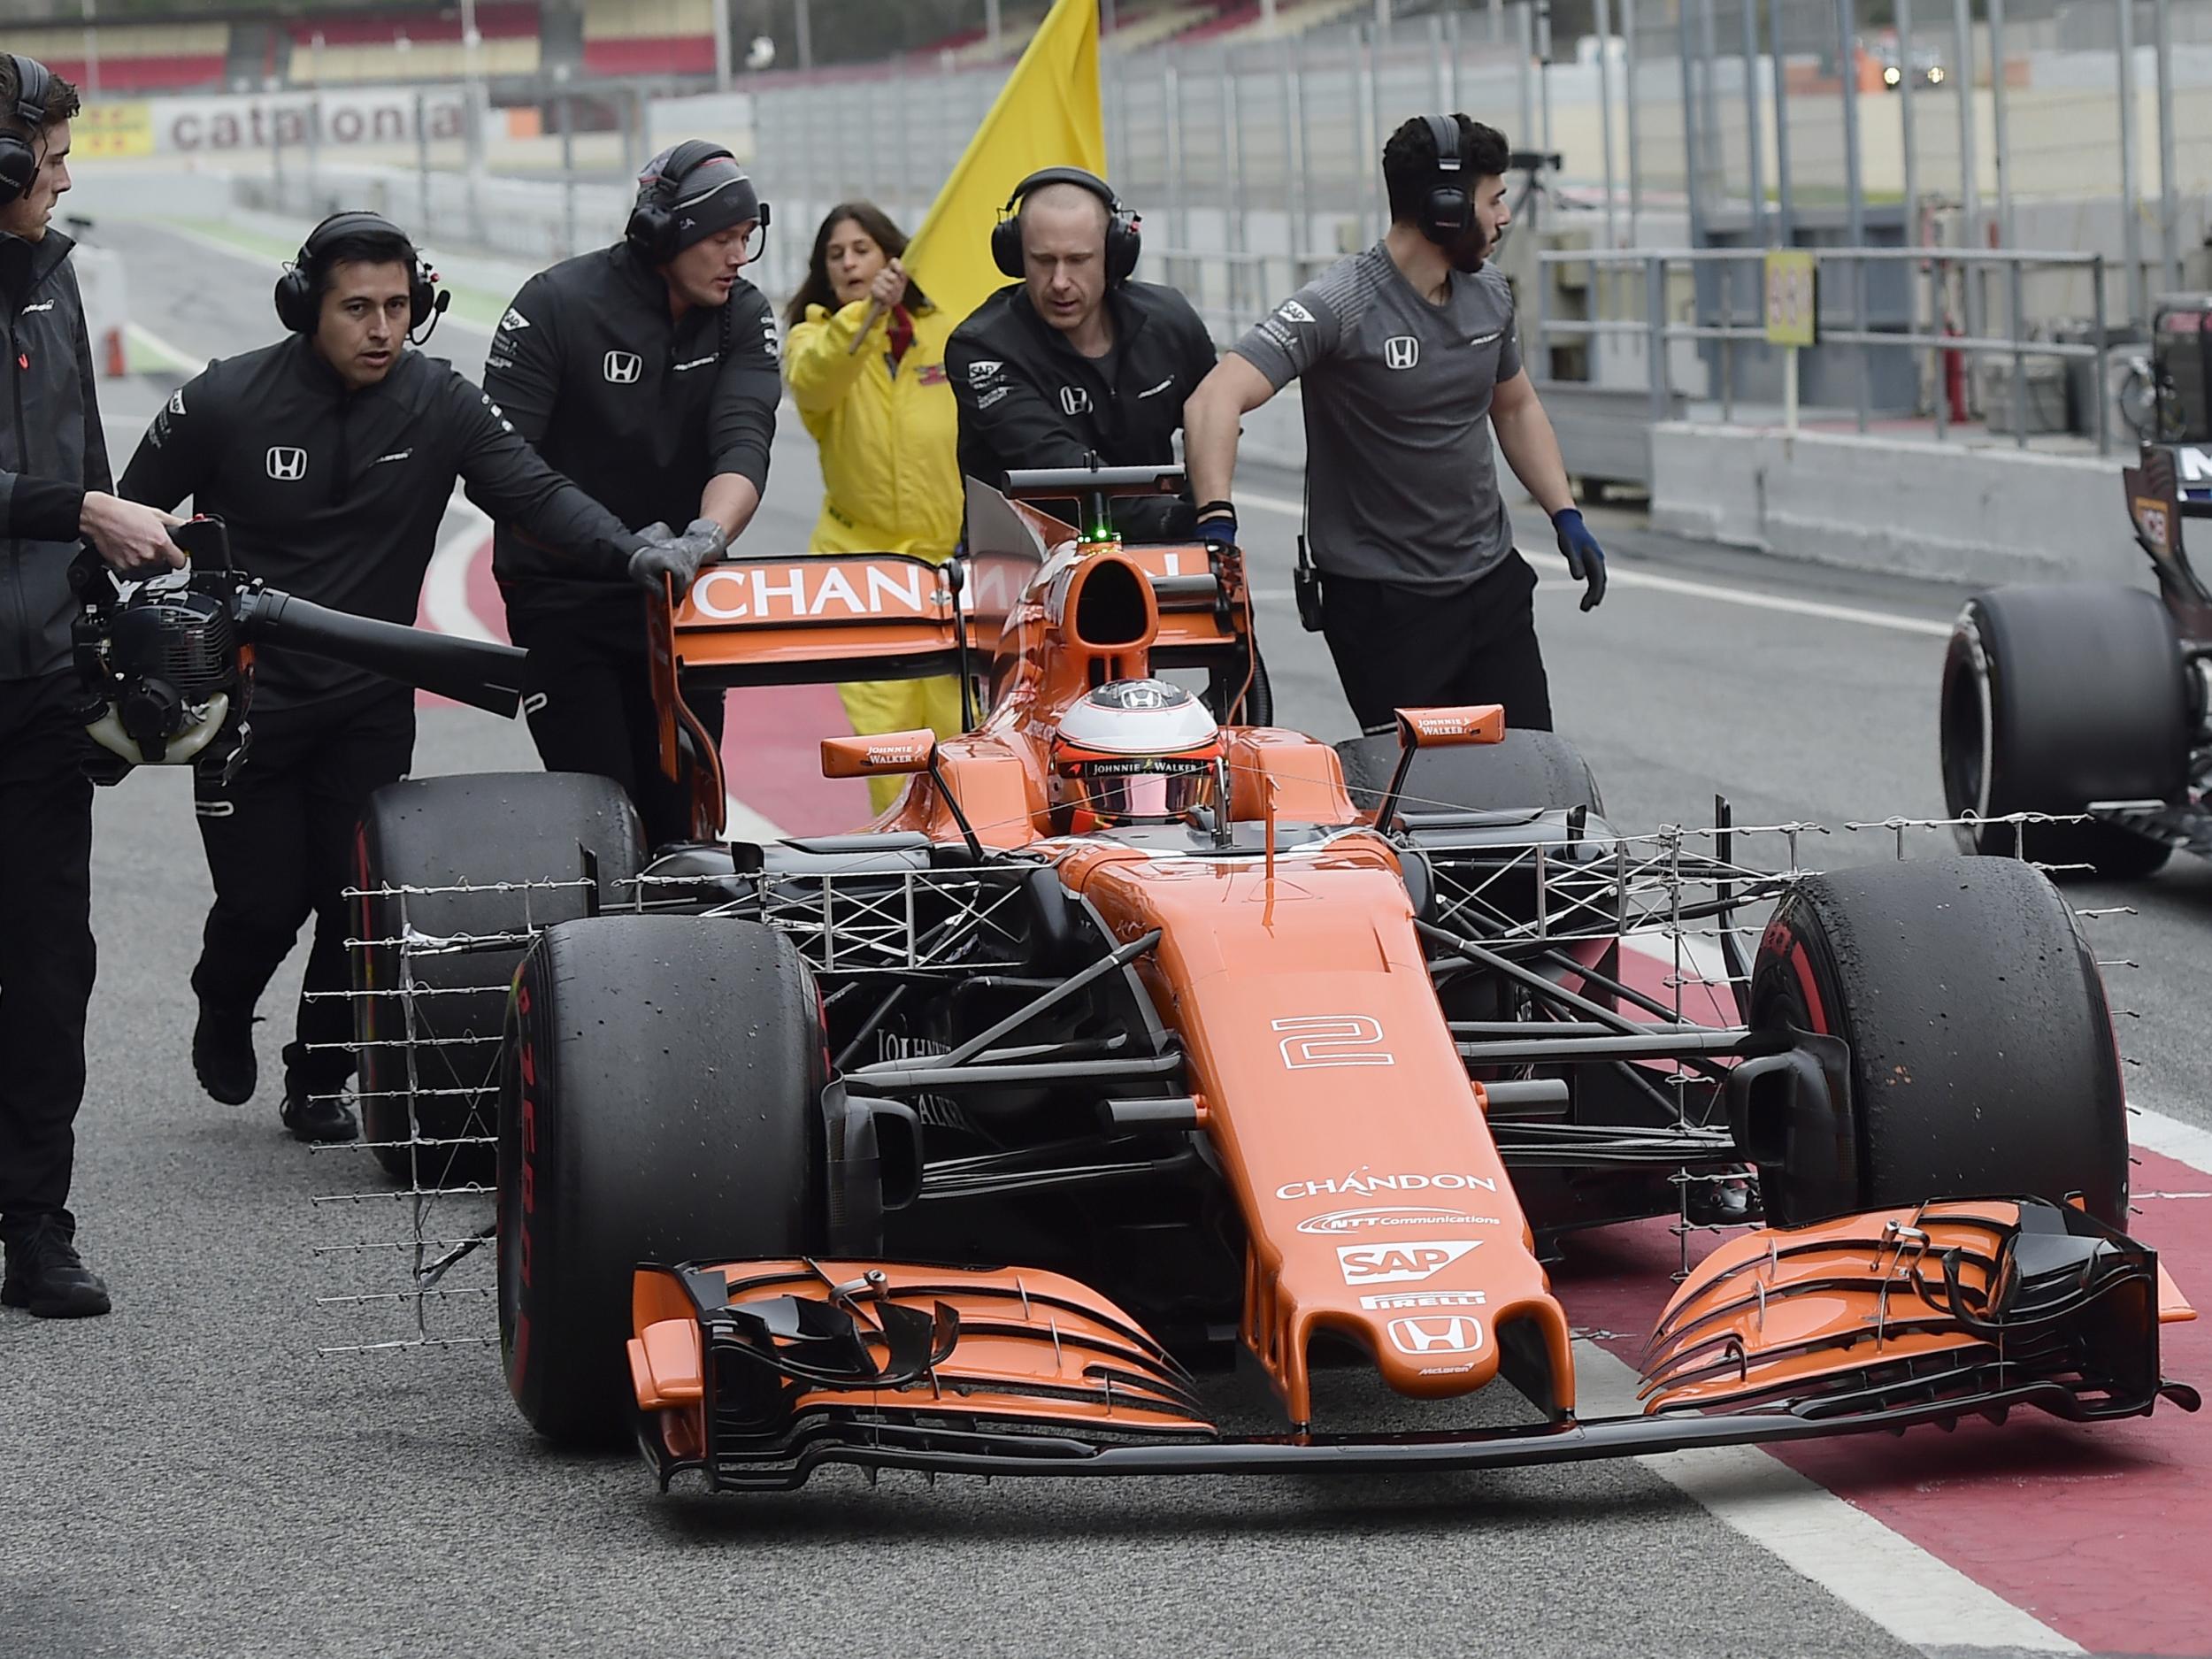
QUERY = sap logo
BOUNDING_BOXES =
[967,359,1002,386]
[166,388,187,417]
[499,307,531,332]
[603,350,643,384]
[1383,335,1420,371]
[1387,1315,1484,1357]
[265,447,308,481]
[1335,1240,1482,1286]
[1278,299,1317,324]
[1060,386,1092,417]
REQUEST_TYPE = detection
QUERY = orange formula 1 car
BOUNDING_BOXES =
[350,467,2197,1491]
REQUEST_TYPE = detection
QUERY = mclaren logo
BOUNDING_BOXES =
[603,350,643,384]
[265,446,308,481]
[1383,335,1420,371]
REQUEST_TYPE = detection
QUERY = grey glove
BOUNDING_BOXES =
[626,518,729,595]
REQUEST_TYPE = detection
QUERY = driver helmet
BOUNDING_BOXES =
[1050,679,1225,831]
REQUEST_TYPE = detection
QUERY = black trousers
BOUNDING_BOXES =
[1320,550,1555,736]
[0,673,98,1244]
[192,687,416,1097]
[506,597,727,850]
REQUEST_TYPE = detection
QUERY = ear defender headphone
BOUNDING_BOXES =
[626,139,766,264]
[991,166,1141,283]
[0,54,55,209]
[273,210,449,339]
[1417,111,1475,246]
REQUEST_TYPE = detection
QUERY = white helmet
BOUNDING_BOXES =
[1050,679,1225,829]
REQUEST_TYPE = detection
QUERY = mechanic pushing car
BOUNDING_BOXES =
[1,53,187,1318]
[946,167,1217,541]
[119,211,689,1145]
[481,140,781,848]
[1184,114,1606,734]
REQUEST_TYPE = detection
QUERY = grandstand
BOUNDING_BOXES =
[288,2,541,87]
[4,22,227,94]
[580,0,716,78]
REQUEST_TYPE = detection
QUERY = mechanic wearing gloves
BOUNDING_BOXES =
[1,54,186,1318]
[947,167,1217,542]
[119,211,685,1145]
[482,141,780,847]
[784,202,964,810]
[1184,114,1605,734]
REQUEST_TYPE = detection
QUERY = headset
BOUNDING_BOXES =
[0,54,54,210]
[1417,112,1475,246]
[991,166,1141,284]
[626,139,766,264]
[273,210,449,340]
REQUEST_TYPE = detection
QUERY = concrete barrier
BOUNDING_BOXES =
[1648,423,2150,589]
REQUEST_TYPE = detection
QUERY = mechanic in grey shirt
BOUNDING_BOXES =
[1184,114,1605,735]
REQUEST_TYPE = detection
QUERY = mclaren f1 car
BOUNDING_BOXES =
[351,465,2196,1492]
[1940,296,2212,878]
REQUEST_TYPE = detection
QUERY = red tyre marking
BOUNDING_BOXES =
[1789,940,1830,1035]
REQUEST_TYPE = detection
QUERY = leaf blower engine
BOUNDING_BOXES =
[69,517,527,784]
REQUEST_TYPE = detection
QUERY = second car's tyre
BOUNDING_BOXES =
[354,772,645,1187]
[1940,582,2189,879]
[1749,854,2127,1227]
[498,916,826,1446]
[1333,726,1604,822]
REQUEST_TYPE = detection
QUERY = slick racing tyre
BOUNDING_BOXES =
[1748,855,2127,1227]
[1940,583,2190,879]
[354,772,645,1187]
[1208,644,1274,727]
[499,916,826,1445]
[1333,726,1604,823]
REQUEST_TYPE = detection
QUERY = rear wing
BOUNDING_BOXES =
[2125,444,2212,640]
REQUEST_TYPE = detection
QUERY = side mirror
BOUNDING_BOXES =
[1395,704,1506,749]
[1372,704,1507,832]
[821,730,937,779]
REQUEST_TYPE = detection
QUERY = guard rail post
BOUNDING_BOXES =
[2093,255,2110,457]
[2009,256,2028,449]
[1645,253,1667,422]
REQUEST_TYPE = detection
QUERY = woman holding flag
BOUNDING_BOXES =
[784,203,965,810]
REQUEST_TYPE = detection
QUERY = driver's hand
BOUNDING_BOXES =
[81,492,185,573]
[626,518,730,595]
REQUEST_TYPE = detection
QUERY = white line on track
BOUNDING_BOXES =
[1236,488,1956,639]
[423,495,495,642]
[1573,1340,2084,1653]
[126,319,203,373]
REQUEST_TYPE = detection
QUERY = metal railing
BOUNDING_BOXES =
[1535,243,2117,454]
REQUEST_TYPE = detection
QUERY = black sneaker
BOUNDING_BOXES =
[1,1220,112,1318]
[192,1003,258,1105]
[280,1089,358,1143]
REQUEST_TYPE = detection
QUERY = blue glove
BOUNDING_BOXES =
[1193,503,1239,549]
[1551,507,1607,611]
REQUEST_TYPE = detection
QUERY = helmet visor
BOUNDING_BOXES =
[1059,757,1219,825]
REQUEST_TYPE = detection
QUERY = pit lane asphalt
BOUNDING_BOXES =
[3,217,2196,1659]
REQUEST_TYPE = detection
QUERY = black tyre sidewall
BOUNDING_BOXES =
[498,916,826,1445]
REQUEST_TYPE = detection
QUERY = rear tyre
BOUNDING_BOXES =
[1939,583,2189,879]
[1333,727,1604,820]
[1749,855,2127,1226]
[354,772,645,1187]
[498,916,826,1445]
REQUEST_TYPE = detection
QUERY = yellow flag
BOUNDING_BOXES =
[902,0,1105,329]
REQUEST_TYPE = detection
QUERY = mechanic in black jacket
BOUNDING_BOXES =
[1,55,185,1319]
[1,58,188,1318]
[481,140,780,848]
[946,167,1217,542]
[119,211,682,1145]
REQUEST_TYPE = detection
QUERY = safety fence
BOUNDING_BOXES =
[1536,242,2129,454]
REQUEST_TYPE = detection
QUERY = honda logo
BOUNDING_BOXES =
[603,350,643,384]
[1386,1315,1484,1356]
[1382,335,1420,371]
[1059,385,1092,416]
[265,447,308,481]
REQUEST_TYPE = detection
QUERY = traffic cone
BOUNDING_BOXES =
[103,326,127,378]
